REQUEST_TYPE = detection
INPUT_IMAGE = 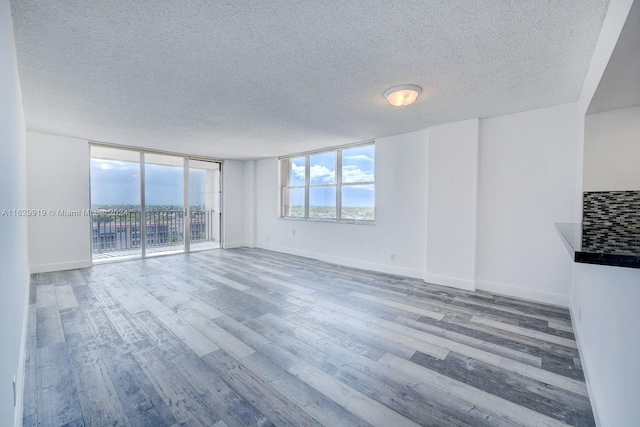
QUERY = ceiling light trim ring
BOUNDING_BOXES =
[384,84,422,107]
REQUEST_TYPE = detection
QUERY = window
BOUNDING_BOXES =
[281,143,375,222]
[341,145,375,220]
[309,152,337,219]
[281,156,306,218]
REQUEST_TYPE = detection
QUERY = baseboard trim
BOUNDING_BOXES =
[255,243,425,279]
[424,273,475,291]
[29,259,91,274]
[569,304,608,427]
[476,280,570,307]
[14,293,30,427]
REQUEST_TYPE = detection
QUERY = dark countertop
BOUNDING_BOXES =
[556,223,640,269]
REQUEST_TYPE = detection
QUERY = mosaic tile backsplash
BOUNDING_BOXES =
[582,191,640,255]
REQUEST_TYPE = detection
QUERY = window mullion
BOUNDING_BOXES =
[305,156,310,219]
[336,149,342,221]
[140,151,146,258]
[280,159,288,217]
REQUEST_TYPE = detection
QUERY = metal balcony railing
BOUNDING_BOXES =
[91,209,217,253]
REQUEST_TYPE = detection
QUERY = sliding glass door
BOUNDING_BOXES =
[144,153,185,257]
[188,160,221,251]
[90,147,143,261]
[90,146,221,263]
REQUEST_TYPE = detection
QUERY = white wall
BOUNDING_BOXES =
[571,264,640,427]
[222,160,246,248]
[254,129,429,278]
[252,105,581,305]
[425,119,478,291]
[575,0,635,221]
[0,0,30,424]
[475,103,579,306]
[570,2,639,425]
[25,135,247,266]
[26,132,91,273]
[583,105,640,191]
[243,161,257,247]
[577,0,635,116]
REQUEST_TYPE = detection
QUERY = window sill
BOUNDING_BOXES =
[279,216,375,226]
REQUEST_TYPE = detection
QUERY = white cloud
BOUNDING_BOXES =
[292,162,372,184]
[292,163,336,184]
[292,163,305,181]
[310,164,335,184]
[93,160,133,171]
[343,155,373,162]
[343,167,374,183]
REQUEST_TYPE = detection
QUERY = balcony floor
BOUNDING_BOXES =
[92,240,220,263]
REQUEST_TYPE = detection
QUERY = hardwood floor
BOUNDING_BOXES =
[23,248,594,426]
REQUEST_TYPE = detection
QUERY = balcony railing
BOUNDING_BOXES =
[91,209,218,254]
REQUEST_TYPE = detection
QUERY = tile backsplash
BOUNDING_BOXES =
[582,191,640,255]
[583,191,640,227]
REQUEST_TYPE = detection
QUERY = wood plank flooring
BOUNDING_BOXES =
[23,248,594,426]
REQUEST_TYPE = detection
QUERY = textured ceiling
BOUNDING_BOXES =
[11,0,610,160]
[587,0,640,115]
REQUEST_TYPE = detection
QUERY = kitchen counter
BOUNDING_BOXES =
[556,222,640,269]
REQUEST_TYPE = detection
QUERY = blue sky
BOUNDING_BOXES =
[91,144,374,208]
[90,160,207,206]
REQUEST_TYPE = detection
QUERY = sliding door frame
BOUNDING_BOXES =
[89,141,223,263]
[140,151,147,258]
[183,158,191,254]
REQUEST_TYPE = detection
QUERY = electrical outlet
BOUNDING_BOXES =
[292,229,296,236]
[390,253,396,261]
[579,308,582,322]
[266,236,270,242]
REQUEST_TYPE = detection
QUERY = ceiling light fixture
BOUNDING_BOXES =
[383,84,422,107]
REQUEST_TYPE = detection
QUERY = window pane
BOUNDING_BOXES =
[283,187,305,217]
[342,145,375,184]
[309,186,336,218]
[145,153,184,255]
[90,159,141,207]
[309,152,336,185]
[90,148,142,259]
[341,184,374,220]
[289,157,306,186]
